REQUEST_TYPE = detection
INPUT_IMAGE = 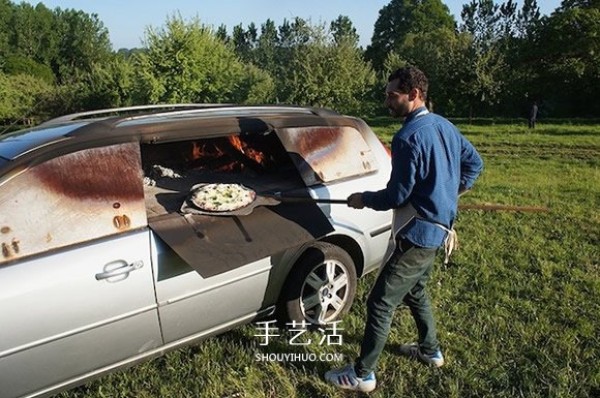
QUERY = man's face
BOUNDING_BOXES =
[384,79,412,118]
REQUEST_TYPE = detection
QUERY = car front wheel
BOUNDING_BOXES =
[280,242,357,325]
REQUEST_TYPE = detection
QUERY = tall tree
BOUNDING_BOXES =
[460,0,501,49]
[532,2,600,116]
[0,2,57,83]
[516,0,541,37]
[0,0,11,58]
[254,19,279,75]
[458,0,517,116]
[215,24,229,43]
[499,0,541,116]
[276,19,376,114]
[498,0,518,39]
[232,23,258,62]
[330,15,359,46]
[366,0,456,70]
[33,3,59,65]
[559,0,600,9]
[9,2,57,65]
[132,15,274,105]
[53,9,112,82]
[386,28,472,115]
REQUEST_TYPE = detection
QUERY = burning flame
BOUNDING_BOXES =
[228,135,266,165]
[192,142,204,160]
[188,136,267,172]
[228,135,245,154]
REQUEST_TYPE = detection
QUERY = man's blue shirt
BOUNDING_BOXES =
[362,107,483,248]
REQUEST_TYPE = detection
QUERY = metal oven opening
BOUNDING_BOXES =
[141,131,305,219]
[140,130,333,278]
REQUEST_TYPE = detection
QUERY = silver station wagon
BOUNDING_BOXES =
[0,105,393,398]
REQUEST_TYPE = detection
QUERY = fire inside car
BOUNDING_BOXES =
[139,124,377,278]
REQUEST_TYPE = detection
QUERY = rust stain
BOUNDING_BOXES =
[113,215,131,231]
[295,127,341,157]
[1,226,10,234]
[46,233,53,243]
[31,144,144,202]
[2,243,10,258]
[11,239,19,254]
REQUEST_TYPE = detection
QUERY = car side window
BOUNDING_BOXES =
[275,126,379,186]
[0,143,147,265]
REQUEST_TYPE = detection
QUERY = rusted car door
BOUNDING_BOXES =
[0,143,161,398]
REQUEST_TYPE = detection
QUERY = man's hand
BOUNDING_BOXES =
[347,193,365,209]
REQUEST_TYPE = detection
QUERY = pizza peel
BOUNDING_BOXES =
[181,184,348,216]
[180,184,547,217]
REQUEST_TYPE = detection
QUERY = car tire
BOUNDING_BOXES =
[279,242,357,325]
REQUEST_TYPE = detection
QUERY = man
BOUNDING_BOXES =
[529,101,538,129]
[324,67,483,392]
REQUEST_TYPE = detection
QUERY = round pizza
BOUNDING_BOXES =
[190,183,256,212]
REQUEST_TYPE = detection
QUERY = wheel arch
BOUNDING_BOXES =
[270,234,364,321]
[319,234,365,277]
[276,240,358,324]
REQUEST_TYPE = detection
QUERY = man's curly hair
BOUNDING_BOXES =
[388,67,428,101]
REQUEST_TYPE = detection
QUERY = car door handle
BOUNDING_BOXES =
[95,260,144,280]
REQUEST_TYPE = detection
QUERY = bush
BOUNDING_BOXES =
[2,55,55,84]
[0,72,53,124]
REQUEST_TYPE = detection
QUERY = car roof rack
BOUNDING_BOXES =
[39,104,227,125]
[40,104,341,126]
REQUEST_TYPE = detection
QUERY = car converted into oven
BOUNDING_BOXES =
[0,104,392,398]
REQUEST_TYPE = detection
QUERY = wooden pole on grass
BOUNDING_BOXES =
[458,204,550,212]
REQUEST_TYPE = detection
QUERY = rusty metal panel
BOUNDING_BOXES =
[276,126,378,186]
[149,200,334,278]
[0,143,147,265]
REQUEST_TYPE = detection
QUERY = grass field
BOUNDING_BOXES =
[58,120,599,398]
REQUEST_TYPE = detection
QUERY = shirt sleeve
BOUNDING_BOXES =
[362,136,417,211]
[459,135,484,190]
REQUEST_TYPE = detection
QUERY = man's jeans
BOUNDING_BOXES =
[355,239,440,377]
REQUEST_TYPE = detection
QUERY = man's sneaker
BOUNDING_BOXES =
[398,343,445,367]
[324,364,376,393]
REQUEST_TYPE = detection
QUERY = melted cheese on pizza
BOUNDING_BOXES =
[190,183,256,212]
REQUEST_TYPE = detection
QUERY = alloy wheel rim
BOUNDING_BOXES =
[300,259,350,325]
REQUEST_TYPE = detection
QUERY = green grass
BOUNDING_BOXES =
[59,121,599,398]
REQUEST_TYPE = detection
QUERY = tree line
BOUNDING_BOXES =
[1,0,599,125]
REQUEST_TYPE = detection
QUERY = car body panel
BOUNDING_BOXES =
[309,172,393,275]
[149,232,273,342]
[148,201,334,278]
[275,126,378,185]
[0,230,161,398]
[0,143,146,265]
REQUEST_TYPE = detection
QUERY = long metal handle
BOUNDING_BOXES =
[278,196,348,204]
[311,198,348,204]
[262,192,348,204]
[95,260,144,280]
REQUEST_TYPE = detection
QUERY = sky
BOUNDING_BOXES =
[21,0,563,50]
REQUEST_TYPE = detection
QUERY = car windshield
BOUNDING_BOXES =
[0,122,87,161]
